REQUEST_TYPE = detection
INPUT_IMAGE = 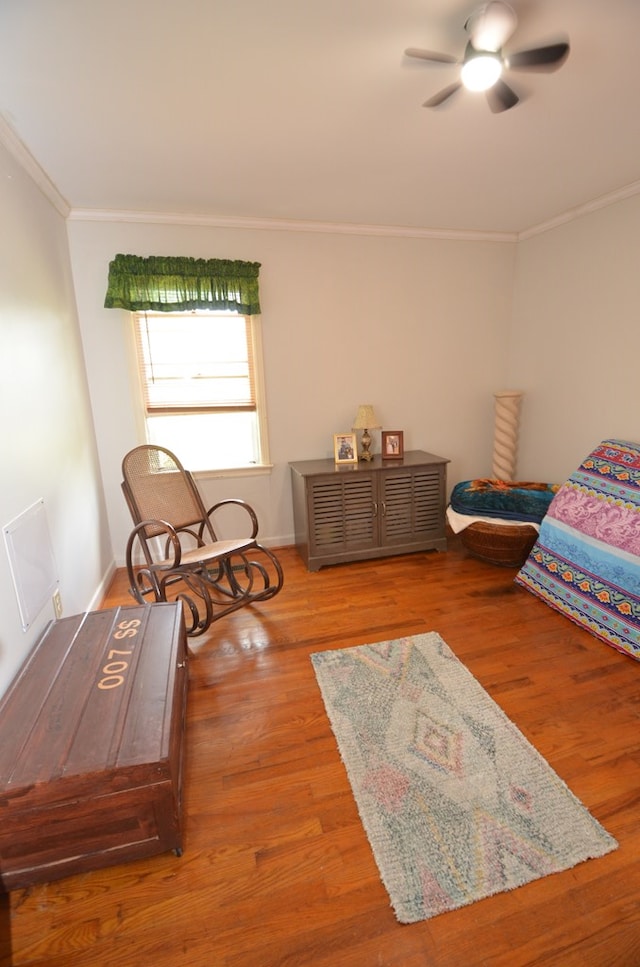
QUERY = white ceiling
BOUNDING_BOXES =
[1,0,639,236]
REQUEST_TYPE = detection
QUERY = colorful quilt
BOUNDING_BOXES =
[515,439,640,661]
[450,478,557,523]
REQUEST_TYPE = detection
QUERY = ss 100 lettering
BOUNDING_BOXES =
[97,618,141,690]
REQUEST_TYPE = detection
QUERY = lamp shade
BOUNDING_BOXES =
[352,405,381,430]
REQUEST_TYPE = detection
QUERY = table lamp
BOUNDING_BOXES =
[352,405,381,462]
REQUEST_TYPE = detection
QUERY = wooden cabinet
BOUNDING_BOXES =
[0,602,188,891]
[289,450,448,571]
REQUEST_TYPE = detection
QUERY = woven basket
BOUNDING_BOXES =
[460,521,538,567]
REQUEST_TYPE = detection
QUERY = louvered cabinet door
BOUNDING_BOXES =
[289,451,448,570]
[308,474,377,559]
[380,465,446,548]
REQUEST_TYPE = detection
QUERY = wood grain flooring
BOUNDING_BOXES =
[2,538,640,966]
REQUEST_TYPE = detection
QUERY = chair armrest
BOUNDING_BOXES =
[206,499,260,540]
[126,519,184,569]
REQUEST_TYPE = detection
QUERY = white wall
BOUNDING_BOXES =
[2,132,638,699]
[66,216,517,563]
[0,143,112,694]
[510,194,640,482]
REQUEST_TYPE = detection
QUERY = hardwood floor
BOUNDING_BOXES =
[4,539,640,966]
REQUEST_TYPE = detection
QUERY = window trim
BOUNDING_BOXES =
[248,314,272,469]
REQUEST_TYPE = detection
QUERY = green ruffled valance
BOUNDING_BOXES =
[104,254,261,314]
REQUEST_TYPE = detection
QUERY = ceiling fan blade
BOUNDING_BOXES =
[423,82,462,108]
[405,47,458,65]
[507,42,570,71]
[466,1,517,52]
[486,79,519,113]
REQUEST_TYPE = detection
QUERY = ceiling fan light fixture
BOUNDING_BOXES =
[405,2,569,112]
[461,52,502,91]
[465,2,517,52]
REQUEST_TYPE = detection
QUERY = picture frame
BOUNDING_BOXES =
[381,430,404,460]
[333,432,358,465]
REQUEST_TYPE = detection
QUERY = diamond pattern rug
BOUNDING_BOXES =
[311,633,617,923]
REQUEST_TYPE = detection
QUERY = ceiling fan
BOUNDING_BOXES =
[405,1,570,113]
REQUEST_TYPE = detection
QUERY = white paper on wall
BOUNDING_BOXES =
[3,498,59,632]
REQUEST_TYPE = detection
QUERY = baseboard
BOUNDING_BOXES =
[88,560,117,612]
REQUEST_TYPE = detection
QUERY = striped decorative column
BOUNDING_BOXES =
[492,390,523,481]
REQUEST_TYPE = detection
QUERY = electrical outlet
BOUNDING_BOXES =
[53,588,63,619]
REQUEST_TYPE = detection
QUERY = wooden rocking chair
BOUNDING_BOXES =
[121,445,284,636]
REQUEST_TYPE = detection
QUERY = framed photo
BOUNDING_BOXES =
[382,430,404,460]
[334,432,358,464]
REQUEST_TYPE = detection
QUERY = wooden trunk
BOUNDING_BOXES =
[0,602,188,891]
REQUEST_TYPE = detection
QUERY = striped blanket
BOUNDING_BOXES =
[515,439,640,661]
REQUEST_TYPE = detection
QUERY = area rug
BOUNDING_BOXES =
[310,633,617,923]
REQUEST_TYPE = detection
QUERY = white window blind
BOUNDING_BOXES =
[134,312,256,414]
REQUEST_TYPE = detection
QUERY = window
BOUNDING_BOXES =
[132,311,269,472]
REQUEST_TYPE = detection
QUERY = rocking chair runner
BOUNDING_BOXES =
[121,445,284,636]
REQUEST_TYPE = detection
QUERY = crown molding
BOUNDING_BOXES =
[65,178,640,240]
[0,113,70,217]
[518,180,640,240]
[67,207,516,244]
[3,108,637,243]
